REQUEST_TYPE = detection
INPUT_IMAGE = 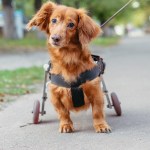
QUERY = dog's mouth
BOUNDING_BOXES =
[51,41,67,48]
[52,41,60,47]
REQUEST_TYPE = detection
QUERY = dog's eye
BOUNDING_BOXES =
[67,23,75,28]
[51,19,57,24]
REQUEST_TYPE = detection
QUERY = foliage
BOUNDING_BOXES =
[61,0,132,23]
[138,0,150,20]
[15,0,48,17]
[13,0,150,26]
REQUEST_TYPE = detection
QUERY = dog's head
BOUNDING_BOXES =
[27,2,102,48]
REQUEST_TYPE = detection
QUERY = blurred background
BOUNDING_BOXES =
[0,0,150,40]
[0,0,150,106]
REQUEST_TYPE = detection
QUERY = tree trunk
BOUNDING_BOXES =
[54,0,61,4]
[74,0,80,8]
[34,0,42,12]
[2,0,17,39]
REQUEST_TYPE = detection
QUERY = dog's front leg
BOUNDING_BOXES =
[50,93,74,133]
[58,108,74,133]
[91,89,111,133]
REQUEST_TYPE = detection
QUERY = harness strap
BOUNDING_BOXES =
[71,87,85,107]
[50,65,101,88]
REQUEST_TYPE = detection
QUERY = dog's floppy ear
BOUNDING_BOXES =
[77,9,102,48]
[26,2,56,34]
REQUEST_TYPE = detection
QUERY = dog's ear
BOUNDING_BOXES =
[77,9,102,48]
[26,2,56,34]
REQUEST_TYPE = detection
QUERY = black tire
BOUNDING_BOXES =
[111,92,122,116]
[33,100,40,124]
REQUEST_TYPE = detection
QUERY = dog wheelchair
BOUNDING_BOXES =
[32,55,122,124]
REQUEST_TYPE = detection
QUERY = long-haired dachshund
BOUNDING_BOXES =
[27,1,111,133]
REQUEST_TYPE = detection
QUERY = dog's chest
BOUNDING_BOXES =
[50,77,100,111]
[58,86,91,111]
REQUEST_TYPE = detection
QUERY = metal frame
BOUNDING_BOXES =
[101,76,112,109]
[40,62,51,116]
[40,62,114,116]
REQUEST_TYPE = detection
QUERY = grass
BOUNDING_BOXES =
[0,66,43,95]
[92,36,120,46]
[0,32,46,52]
[0,32,120,53]
[0,37,46,48]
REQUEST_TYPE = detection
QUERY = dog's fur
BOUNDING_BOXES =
[27,1,111,133]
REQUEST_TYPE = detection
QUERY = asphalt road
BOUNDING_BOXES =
[0,35,150,150]
[0,51,49,70]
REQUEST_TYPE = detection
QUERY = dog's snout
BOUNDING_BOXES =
[51,35,61,42]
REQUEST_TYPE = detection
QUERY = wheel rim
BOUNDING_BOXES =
[33,100,40,124]
[111,92,122,116]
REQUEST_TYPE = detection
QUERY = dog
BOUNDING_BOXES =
[27,1,111,133]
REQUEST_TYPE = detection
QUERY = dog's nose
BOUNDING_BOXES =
[51,35,61,42]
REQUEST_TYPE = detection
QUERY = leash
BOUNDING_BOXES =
[100,0,134,28]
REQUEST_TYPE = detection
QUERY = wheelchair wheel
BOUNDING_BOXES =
[33,100,40,124]
[111,92,122,116]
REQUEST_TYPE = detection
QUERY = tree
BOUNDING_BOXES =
[34,0,42,12]
[62,0,132,24]
[139,0,150,22]
[2,0,17,39]
[85,0,132,24]
[54,0,62,4]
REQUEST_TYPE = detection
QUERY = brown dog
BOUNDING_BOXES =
[27,1,111,133]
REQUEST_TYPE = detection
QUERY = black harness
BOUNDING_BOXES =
[49,55,105,107]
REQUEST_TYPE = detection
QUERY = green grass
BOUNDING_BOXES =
[92,36,120,46]
[0,33,120,52]
[0,32,46,52]
[0,37,46,48]
[0,66,43,95]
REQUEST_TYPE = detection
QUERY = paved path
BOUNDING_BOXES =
[0,51,49,70]
[0,35,150,150]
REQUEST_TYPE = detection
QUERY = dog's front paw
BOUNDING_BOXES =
[59,124,74,133]
[94,123,111,133]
